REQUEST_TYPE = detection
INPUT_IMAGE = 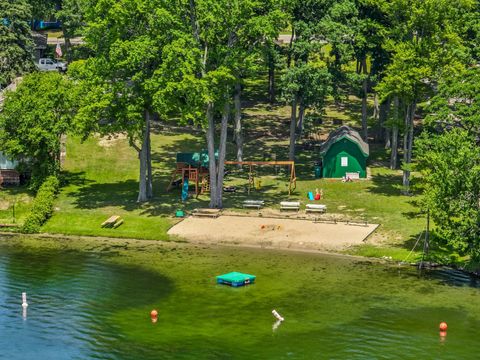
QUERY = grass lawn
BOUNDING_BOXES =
[0,186,34,227]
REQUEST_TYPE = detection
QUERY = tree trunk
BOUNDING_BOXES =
[233,82,243,167]
[206,103,218,208]
[137,110,152,202]
[380,97,391,148]
[361,57,368,141]
[297,97,305,140]
[287,27,295,69]
[390,96,399,170]
[289,96,297,161]
[214,100,230,208]
[64,35,72,63]
[402,102,416,193]
[402,103,411,190]
[268,50,275,104]
[146,111,153,199]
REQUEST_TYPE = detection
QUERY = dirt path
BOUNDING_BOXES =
[168,215,378,252]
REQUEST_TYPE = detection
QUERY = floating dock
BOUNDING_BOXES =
[216,272,256,287]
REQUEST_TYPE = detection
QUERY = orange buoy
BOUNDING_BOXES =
[150,309,158,318]
[439,322,448,331]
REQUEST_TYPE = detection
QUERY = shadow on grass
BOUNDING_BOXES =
[368,173,404,196]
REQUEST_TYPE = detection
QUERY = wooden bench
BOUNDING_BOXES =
[192,208,221,218]
[280,201,300,212]
[306,204,327,213]
[243,200,264,209]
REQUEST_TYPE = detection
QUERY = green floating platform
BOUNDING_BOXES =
[216,272,256,287]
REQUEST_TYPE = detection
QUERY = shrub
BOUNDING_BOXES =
[22,176,60,233]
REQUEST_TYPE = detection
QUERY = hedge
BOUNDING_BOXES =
[22,176,60,233]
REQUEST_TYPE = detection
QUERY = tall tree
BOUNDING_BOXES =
[377,0,474,192]
[73,0,181,202]
[416,129,480,263]
[0,0,35,88]
[173,0,284,208]
[56,0,85,61]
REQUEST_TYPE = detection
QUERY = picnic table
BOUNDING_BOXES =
[101,215,123,228]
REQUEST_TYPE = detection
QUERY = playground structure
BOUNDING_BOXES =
[224,161,297,195]
[167,153,297,198]
[167,162,210,198]
[167,151,213,198]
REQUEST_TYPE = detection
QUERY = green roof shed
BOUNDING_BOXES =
[320,126,369,179]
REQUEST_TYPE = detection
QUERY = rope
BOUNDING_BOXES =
[402,229,425,264]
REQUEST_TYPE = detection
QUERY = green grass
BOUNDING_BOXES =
[41,132,206,239]
[0,187,34,227]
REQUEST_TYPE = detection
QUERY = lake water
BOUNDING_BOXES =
[0,237,479,359]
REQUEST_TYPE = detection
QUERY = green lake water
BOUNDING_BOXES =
[0,236,479,359]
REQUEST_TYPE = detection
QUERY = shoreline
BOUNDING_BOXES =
[0,230,385,262]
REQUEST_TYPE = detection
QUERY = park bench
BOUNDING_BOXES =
[243,200,264,209]
[306,204,327,214]
[280,201,300,212]
[192,208,221,218]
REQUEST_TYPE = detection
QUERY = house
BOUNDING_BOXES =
[0,152,19,186]
[319,126,369,179]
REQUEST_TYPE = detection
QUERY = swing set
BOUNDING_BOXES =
[224,161,297,195]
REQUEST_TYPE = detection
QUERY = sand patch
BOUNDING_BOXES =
[168,215,379,252]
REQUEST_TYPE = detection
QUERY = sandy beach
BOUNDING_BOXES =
[168,215,379,252]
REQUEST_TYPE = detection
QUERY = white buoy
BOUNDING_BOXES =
[272,309,284,322]
[22,292,28,308]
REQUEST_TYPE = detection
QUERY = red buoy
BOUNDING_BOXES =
[439,322,448,331]
[150,309,158,318]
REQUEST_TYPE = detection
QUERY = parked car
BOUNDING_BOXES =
[37,58,67,72]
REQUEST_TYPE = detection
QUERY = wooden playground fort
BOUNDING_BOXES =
[167,151,297,197]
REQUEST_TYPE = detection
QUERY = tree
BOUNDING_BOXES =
[377,0,475,192]
[171,0,284,208]
[72,0,181,202]
[0,0,35,88]
[56,0,86,61]
[281,63,331,159]
[425,66,480,136]
[0,72,76,188]
[283,0,336,161]
[416,129,480,262]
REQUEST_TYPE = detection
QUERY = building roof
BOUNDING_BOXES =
[320,126,369,157]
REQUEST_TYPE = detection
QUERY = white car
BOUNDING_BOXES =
[37,58,67,72]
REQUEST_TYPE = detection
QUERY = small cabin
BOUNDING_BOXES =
[319,126,369,179]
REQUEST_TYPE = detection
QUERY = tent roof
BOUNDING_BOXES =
[320,126,369,156]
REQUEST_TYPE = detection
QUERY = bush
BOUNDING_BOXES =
[22,176,60,233]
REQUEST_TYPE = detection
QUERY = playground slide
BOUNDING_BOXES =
[182,178,189,201]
